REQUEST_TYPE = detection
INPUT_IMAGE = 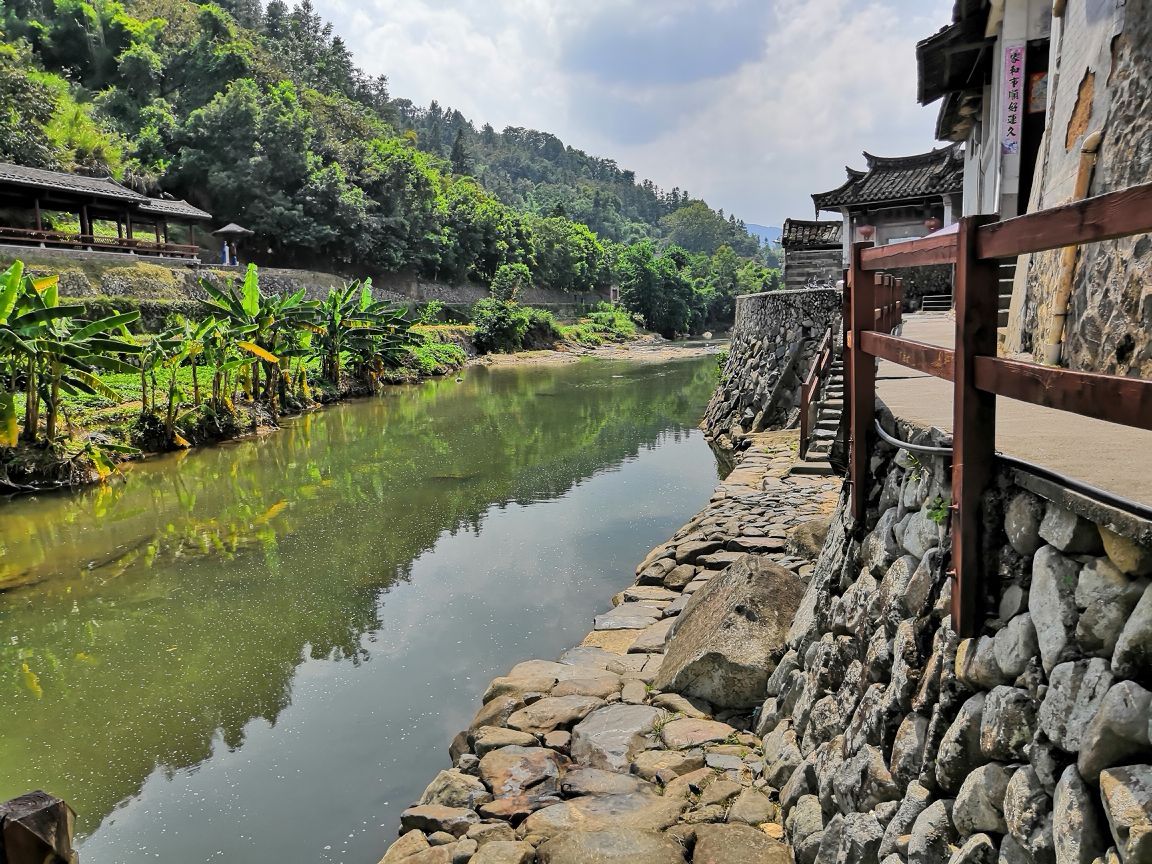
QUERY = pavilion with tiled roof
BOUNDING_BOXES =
[811,144,965,258]
[0,162,212,259]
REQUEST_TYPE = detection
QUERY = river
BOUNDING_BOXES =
[0,355,723,863]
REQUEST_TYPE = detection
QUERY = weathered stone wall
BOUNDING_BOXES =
[703,288,841,447]
[784,250,844,291]
[766,407,1152,864]
[1005,0,1151,376]
[3,245,601,319]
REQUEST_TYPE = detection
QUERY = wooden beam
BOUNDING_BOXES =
[860,230,959,270]
[848,242,876,526]
[951,215,1000,638]
[860,331,956,380]
[974,356,1152,430]
[977,181,1152,259]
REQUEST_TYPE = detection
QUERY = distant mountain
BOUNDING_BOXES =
[746,224,783,246]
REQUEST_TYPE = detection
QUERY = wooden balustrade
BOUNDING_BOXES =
[844,179,1152,637]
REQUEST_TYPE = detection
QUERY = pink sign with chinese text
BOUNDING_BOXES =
[1001,42,1026,154]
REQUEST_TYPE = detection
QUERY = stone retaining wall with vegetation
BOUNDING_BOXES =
[703,288,841,447]
[1,247,603,322]
[768,408,1152,864]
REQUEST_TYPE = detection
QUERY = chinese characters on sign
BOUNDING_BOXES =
[1001,42,1026,154]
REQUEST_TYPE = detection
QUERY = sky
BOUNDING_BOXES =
[312,0,955,228]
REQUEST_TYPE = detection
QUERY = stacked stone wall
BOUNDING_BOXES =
[3,246,600,318]
[703,288,841,447]
[766,408,1152,864]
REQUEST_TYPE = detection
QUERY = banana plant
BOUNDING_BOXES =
[200,264,315,420]
[314,278,409,388]
[0,261,140,444]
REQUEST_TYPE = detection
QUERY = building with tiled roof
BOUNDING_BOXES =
[780,219,844,290]
[780,219,843,251]
[0,162,212,259]
[811,145,964,260]
[812,145,965,211]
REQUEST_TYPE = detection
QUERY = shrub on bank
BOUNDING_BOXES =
[471,299,562,353]
[562,302,639,346]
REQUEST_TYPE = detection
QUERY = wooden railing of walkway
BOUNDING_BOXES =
[0,225,200,259]
[845,180,1152,638]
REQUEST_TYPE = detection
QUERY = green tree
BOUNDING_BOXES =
[450,127,470,175]
[490,263,531,302]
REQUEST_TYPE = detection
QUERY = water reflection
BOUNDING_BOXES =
[0,357,720,858]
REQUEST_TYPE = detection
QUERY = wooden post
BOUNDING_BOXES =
[848,241,876,525]
[33,197,42,231]
[951,216,1000,637]
[79,205,90,238]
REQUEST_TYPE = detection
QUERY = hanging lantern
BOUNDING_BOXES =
[924,216,943,232]
[858,224,876,240]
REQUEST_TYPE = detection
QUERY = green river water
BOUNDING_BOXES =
[0,355,723,864]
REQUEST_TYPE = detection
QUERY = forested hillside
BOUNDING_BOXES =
[0,0,778,332]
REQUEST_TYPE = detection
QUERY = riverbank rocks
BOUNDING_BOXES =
[378,413,1152,864]
[654,556,804,708]
[569,704,662,772]
[536,829,687,864]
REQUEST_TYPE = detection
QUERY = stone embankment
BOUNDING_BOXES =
[771,412,1152,864]
[375,430,839,864]
[704,288,841,449]
[376,405,1152,864]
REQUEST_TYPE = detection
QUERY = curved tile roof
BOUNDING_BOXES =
[139,197,213,221]
[0,162,147,202]
[812,144,965,212]
[781,219,843,250]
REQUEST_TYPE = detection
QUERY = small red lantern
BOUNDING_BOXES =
[858,224,876,240]
[924,216,943,232]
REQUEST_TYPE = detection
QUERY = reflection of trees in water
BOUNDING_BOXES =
[0,357,719,835]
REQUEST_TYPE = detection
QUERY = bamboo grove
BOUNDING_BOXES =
[0,260,418,457]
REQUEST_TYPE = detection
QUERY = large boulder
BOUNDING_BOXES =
[653,556,804,708]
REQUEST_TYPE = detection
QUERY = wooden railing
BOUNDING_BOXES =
[0,225,200,259]
[846,180,1152,637]
[799,327,834,458]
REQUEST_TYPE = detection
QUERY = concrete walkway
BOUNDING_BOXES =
[876,313,1152,504]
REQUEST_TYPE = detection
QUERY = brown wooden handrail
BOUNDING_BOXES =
[977,180,1152,260]
[860,229,959,270]
[852,179,1152,272]
[844,180,1152,639]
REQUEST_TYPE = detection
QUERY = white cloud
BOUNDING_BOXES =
[313,0,953,226]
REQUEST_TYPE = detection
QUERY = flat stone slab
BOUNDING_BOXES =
[559,767,656,798]
[507,695,605,735]
[551,676,622,699]
[594,603,663,631]
[620,585,679,604]
[519,793,687,841]
[693,823,792,863]
[536,829,687,864]
[629,618,676,654]
[570,704,663,772]
[660,718,736,749]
